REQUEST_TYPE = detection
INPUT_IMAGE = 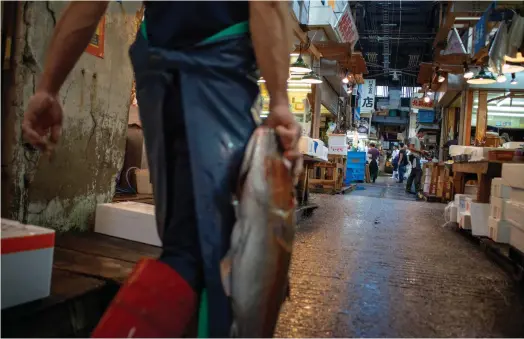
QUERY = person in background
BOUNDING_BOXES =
[406,138,424,199]
[367,142,380,183]
[397,142,408,184]
[21,1,301,337]
[390,144,399,179]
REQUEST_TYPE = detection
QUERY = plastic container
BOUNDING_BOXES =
[346,152,367,165]
[328,134,347,147]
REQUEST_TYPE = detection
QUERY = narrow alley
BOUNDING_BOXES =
[276,178,524,338]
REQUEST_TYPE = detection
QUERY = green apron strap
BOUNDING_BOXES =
[139,19,249,43]
[197,289,209,338]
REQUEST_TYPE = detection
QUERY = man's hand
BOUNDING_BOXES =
[265,104,302,161]
[22,91,63,155]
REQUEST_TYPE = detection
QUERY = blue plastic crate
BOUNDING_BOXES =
[347,151,367,167]
[418,110,435,123]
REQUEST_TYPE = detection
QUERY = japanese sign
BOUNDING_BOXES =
[410,97,434,111]
[495,121,512,127]
[86,16,105,58]
[473,2,494,55]
[359,79,376,113]
[336,5,359,48]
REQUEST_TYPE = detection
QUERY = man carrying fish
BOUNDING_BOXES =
[22,0,301,337]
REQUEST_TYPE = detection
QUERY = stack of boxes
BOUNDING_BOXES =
[423,164,432,194]
[298,136,328,161]
[488,178,512,243]
[499,164,524,253]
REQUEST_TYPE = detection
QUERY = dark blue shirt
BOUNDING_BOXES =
[144,1,249,48]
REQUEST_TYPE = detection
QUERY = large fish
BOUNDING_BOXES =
[221,126,302,338]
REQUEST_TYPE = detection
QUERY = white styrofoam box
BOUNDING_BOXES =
[491,177,512,199]
[1,219,55,309]
[469,147,497,162]
[328,134,347,147]
[502,141,524,149]
[445,202,458,223]
[464,184,478,196]
[508,219,524,253]
[459,212,472,230]
[470,202,490,237]
[488,216,511,243]
[449,145,472,156]
[423,183,430,193]
[298,136,315,156]
[95,202,161,247]
[505,200,524,230]
[321,146,329,161]
[328,145,348,156]
[312,139,325,148]
[510,187,524,203]
[502,163,524,189]
[490,196,508,220]
[455,194,474,214]
[136,169,153,194]
[465,196,473,213]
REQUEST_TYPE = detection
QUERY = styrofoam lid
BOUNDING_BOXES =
[1,219,55,239]
[99,201,155,214]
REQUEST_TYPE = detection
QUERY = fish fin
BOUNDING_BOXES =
[220,253,233,297]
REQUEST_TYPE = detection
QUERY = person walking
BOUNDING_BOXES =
[21,1,301,337]
[367,143,380,183]
[406,138,423,199]
[397,142,408,184]
[390,145,399,179]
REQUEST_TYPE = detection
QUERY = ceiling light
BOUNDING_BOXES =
[467,68,497,84]
[464,69,474,79]
[289,55,312,74]
[342,77,349,84]
[290,53,300,57]
[455,17,481,21]
[511,73,518,85]
[496,74,507,83]
[257,78,266,83]
[301,72,323,84]
[427,89,433,95]
[502,62,524,74]
[423,95,430,103]
[438,73,445,82]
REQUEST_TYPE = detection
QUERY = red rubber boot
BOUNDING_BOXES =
[92,258,197,338]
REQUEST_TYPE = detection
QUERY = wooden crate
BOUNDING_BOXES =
[309,155,347,194]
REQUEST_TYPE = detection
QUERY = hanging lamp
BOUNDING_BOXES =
[467,68,497,84]
[290,44,312,74]
[301,71,323,84]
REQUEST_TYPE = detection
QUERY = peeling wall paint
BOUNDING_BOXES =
[4,1,142,231]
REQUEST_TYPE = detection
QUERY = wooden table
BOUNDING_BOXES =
[296,155,327,217]
[452,161,505,203]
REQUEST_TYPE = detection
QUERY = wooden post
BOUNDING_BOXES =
[311,80,322,139]
[475,90,488,144]
[463,90,473,146]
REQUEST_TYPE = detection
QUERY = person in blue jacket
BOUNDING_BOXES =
[21,1,301,337]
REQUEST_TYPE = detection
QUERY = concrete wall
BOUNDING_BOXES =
[3,1,142,231]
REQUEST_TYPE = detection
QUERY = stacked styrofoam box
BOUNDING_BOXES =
[320,146,329,161]
[1,219,55,309]
[313,139,325,159]
[488,178,512,244]
[423,166,432,194]
[298,136,315,156]
[94,202,161,247]
[328,134,347,147]
[456,194,473,229]
[502,164,524,252]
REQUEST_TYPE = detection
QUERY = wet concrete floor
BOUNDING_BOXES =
[275,176,524,337]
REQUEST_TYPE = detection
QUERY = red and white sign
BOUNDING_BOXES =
[336,5,359,47]
[410,97,434,110]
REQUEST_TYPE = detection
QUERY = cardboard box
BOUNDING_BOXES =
[95,202,161,247]
[136,169,153,194]
[502,163,524,189]
[1,219,55,309]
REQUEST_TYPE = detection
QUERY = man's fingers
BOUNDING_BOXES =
[22,123,48,151]
[276,125,300,150]
[49,124,62,146]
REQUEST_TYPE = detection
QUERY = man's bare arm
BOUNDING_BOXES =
[38,1,109,95]
[249,1,291,108]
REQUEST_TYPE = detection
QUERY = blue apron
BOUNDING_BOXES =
[129,28,259,336]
